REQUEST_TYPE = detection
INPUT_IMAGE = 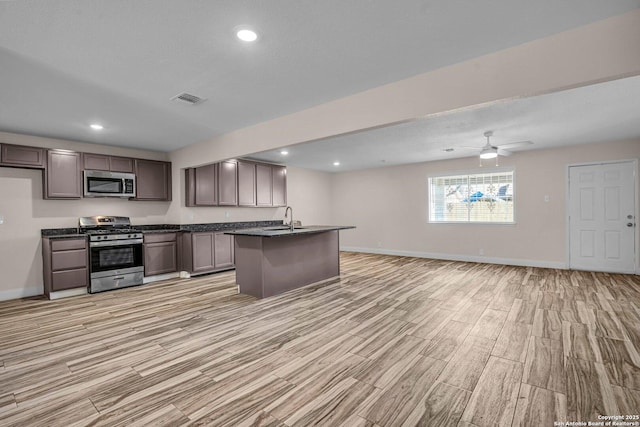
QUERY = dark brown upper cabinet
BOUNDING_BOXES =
[256,163,273,206]
[237,160,257,206]
[44,150,83,199]
[0,143,45,168]
[195,163,218,206]
[184,159,285,208]
[272,165,287,207]
[218,160,238,206]
[133,159,172,201]
[83,153,134,173]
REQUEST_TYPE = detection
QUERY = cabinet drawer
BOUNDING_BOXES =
[51,238,86,251]
[143,232,177,244]
[52,268,88,291]
[52,249,87,271]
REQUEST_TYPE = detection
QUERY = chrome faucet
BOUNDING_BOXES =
[284,206,293,231]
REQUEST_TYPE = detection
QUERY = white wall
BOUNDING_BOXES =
[331,140,640,268]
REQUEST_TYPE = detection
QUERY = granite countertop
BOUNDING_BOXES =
[224,225,356,237]
[41,220,284,238]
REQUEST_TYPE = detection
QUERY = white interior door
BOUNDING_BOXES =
[569,161,636,273]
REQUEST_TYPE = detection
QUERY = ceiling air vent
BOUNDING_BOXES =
[171,92,206,105]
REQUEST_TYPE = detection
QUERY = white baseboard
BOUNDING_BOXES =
[143,272,181,284]
[49,287,87,300]
[0,286,43,302]
[340,246,567,270]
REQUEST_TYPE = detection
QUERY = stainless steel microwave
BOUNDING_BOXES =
[84,170,136,198]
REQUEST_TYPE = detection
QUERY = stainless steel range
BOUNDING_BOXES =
[79,216,144,293]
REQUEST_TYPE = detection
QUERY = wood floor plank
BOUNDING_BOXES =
[364,355,446,426]
[597,336,640,390]
[512,383,567,427]
[506,299,537,325]
[565,357,618,422]
[421,320,473,361]
[468,308,508,341]
[611,385,640,416]
[532,309,562,340]
[492,321,531,363]
[460,356,523,427]
[562,321,603,363]
[522,336,566,393]
[404,381,471,427]
[437,335,495,391]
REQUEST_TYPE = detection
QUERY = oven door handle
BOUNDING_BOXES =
[90,239,143,247]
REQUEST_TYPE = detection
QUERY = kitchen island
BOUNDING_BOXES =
[225,225,355,298]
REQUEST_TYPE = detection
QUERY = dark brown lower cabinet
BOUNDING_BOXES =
[143,233,178,276]
[214,232,234,269]
[42,237,89,298]
[181,231,234,275]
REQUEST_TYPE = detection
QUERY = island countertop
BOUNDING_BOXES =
[224,225,355,237]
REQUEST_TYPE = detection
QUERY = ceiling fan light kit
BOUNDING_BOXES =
[480,147,498,159]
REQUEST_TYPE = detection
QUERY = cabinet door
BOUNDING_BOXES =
[134,159,172,201]
[214,232,234,269]
[192,232,215,273]
[144,241,177,276]
[45,150,82,199]
[256,163,273,206]
[1,144,45,168]
[272,165,287,207]
[237,160,256,206]
[218,160,238,206]
[109,156,134,173]
[195,164,218,205]
[83,153,110,171]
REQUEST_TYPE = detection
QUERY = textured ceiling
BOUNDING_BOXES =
[248,76,640,171]
[1,0,638,153]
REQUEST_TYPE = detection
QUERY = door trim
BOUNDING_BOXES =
[565,159,638,274]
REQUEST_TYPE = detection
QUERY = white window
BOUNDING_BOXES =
[429,169,515,223]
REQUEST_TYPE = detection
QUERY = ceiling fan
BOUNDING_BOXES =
[461,131,533,163]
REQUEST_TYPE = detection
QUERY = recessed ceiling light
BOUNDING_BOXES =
[236,29,258,42]
[333,161,340,166]
[90,124,103,130]
[280,150,289,155]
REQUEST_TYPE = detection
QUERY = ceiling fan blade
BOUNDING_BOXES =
[497,148,512,157]
[496,140,533,150]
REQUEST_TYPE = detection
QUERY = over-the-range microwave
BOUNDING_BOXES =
[84,170,136,198]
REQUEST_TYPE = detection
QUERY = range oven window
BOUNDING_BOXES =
[90,244,143,273]
[87,177,124,194]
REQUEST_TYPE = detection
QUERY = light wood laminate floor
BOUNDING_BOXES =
[1,252,640,426]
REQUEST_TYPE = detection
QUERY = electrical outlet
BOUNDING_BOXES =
[377,241,382,248]
[479,248,484,255]
[225,211,231,218]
